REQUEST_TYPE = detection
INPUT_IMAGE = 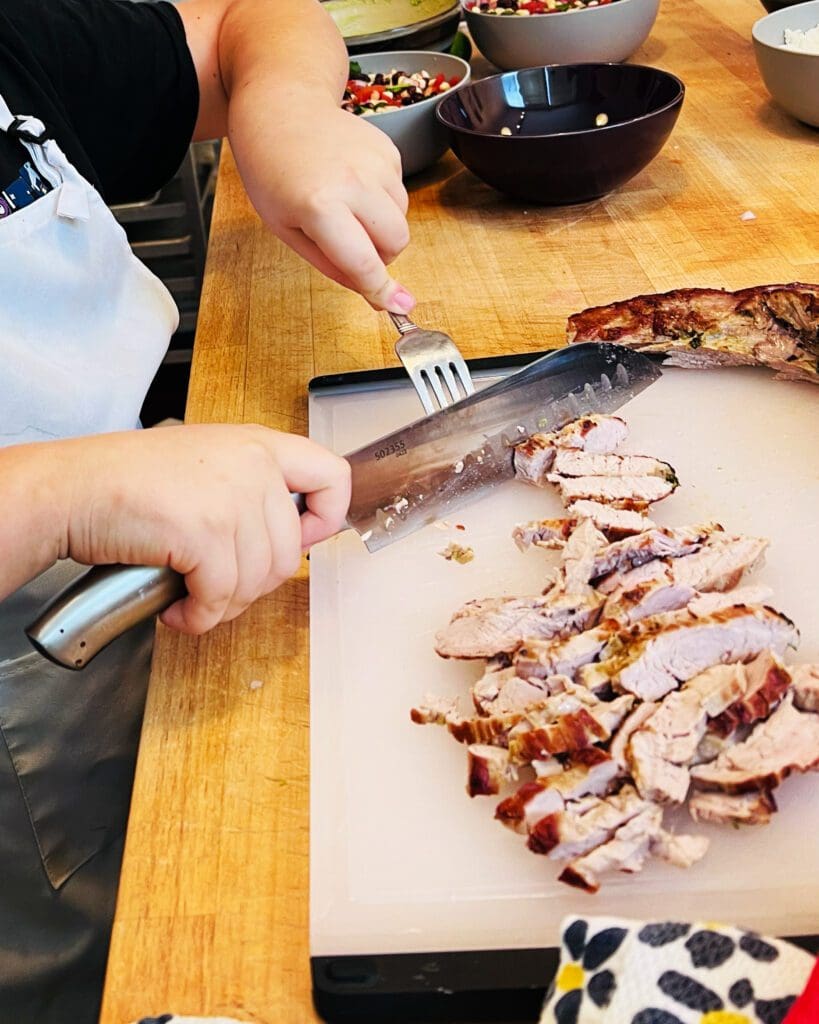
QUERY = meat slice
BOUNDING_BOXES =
[566,500,657,538]
[495,748,619,832]
[650,829,710,868]
[527,784,650,859]
[589,523,719,584]
[597,534,768,597]
[690,694,819,793]
[791,664,819,712]
[689,789,777,826]
[471,667,554,716]
[467,745,514,797]
[548,473,678,508]
[434,588,603,659]
[512,517,576,551]
[609,702,659,769]
[566,283,819,385]
[626,662,750,804]
[707,651,791,738]
[559,519,609,594]
[551,449,678,482]
[558,805,664,892]
[687,585,774,616]
[513,414,630,485]
[514,626,612,682]
[507,690,634,765]
[578,604,799,701]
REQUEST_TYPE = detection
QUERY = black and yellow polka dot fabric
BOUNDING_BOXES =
[540,916,815,1024]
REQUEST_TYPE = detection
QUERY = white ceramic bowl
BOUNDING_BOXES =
[752,0,819,127]
[463,0,660,71]
[351,51,472,176]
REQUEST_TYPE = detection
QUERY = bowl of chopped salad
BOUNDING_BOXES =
[462,0,659,70]
[343,51,471,177]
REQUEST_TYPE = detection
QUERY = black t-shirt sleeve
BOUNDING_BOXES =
[0,0,199,203]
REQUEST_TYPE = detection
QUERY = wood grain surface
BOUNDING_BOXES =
[100,0,818,1019]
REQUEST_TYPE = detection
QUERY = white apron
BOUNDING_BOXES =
[0,95,178,1023]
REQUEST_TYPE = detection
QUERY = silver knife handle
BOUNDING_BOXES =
[26,564,185,670]
[26,491,307,670]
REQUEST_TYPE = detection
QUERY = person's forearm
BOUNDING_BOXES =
[220,0,347,112]
[0,443,69,601]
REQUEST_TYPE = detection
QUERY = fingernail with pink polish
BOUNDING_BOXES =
[391,287,415,314]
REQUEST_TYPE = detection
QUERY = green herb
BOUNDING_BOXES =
[348,60,363,78]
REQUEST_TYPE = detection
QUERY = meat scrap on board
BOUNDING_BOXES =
[411,413,818,891]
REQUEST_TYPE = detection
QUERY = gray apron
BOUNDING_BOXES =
[0,96,178,1022]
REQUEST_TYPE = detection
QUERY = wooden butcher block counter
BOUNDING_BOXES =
[100,0,818,1018]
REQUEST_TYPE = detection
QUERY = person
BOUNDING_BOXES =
[0,0,413,1020]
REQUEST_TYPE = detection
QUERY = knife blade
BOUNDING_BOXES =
[26,343,660,668]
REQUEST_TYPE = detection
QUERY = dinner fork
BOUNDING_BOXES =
[389,312,475,415]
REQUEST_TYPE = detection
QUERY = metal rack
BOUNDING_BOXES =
[113,141,219,422]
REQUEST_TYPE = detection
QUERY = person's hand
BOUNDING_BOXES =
[55,425,350,634]
[230,96,415,314]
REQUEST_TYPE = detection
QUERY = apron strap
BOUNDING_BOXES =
[0,91,89,221]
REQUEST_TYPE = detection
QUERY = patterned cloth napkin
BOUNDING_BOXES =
[133,918,819,1024]
[539,915,817,1024]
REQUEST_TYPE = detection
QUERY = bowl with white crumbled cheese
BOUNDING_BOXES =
[753,0,819,127]
[462,0,659,70]
[345,51,471,176]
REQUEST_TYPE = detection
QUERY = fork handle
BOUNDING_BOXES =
[388,312,418,336]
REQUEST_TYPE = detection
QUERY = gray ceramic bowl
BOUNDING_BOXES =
[753,1,819,126]
[463,0,660,71]
[352,51,472,176]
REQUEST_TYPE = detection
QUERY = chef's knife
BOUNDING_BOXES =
[26,343,660,669]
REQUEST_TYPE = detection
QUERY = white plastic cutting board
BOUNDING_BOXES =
[309,364,819,958]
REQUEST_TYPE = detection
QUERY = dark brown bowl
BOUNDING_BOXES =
[436,63,685,204]
[758,0,808,12]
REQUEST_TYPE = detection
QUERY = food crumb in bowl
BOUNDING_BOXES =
[782,24,819,53]
[595,112,609,127]
[439,541,474,563]
[740,210,757,222]
[500,126,513,136]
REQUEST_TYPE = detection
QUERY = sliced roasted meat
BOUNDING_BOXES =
[560,519,609,594]
[527,784,649,859]
[495,748,619,833]
[791,664,819,712]
[609,702,658,769]
[566,500,657,538]
[578,604,799,701]
[690,694,819,793]
[434,588,603,659]
[551,449,678,483]
[508,693,634,765]
[513,414,630,486]
[707,651,791,738]
[589,523,719,584]
[689,789,777,826]
[650,829,710,868]
[471,667,554,716]
[467,745,514,797]
[566,283,819,385]
[597,534,767,598]
[547,473,677,509]
[558,805,663,892]
[512,517,577,551]
[687,585,774,617]
[626,662,752,804]
[514,626,612,682]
